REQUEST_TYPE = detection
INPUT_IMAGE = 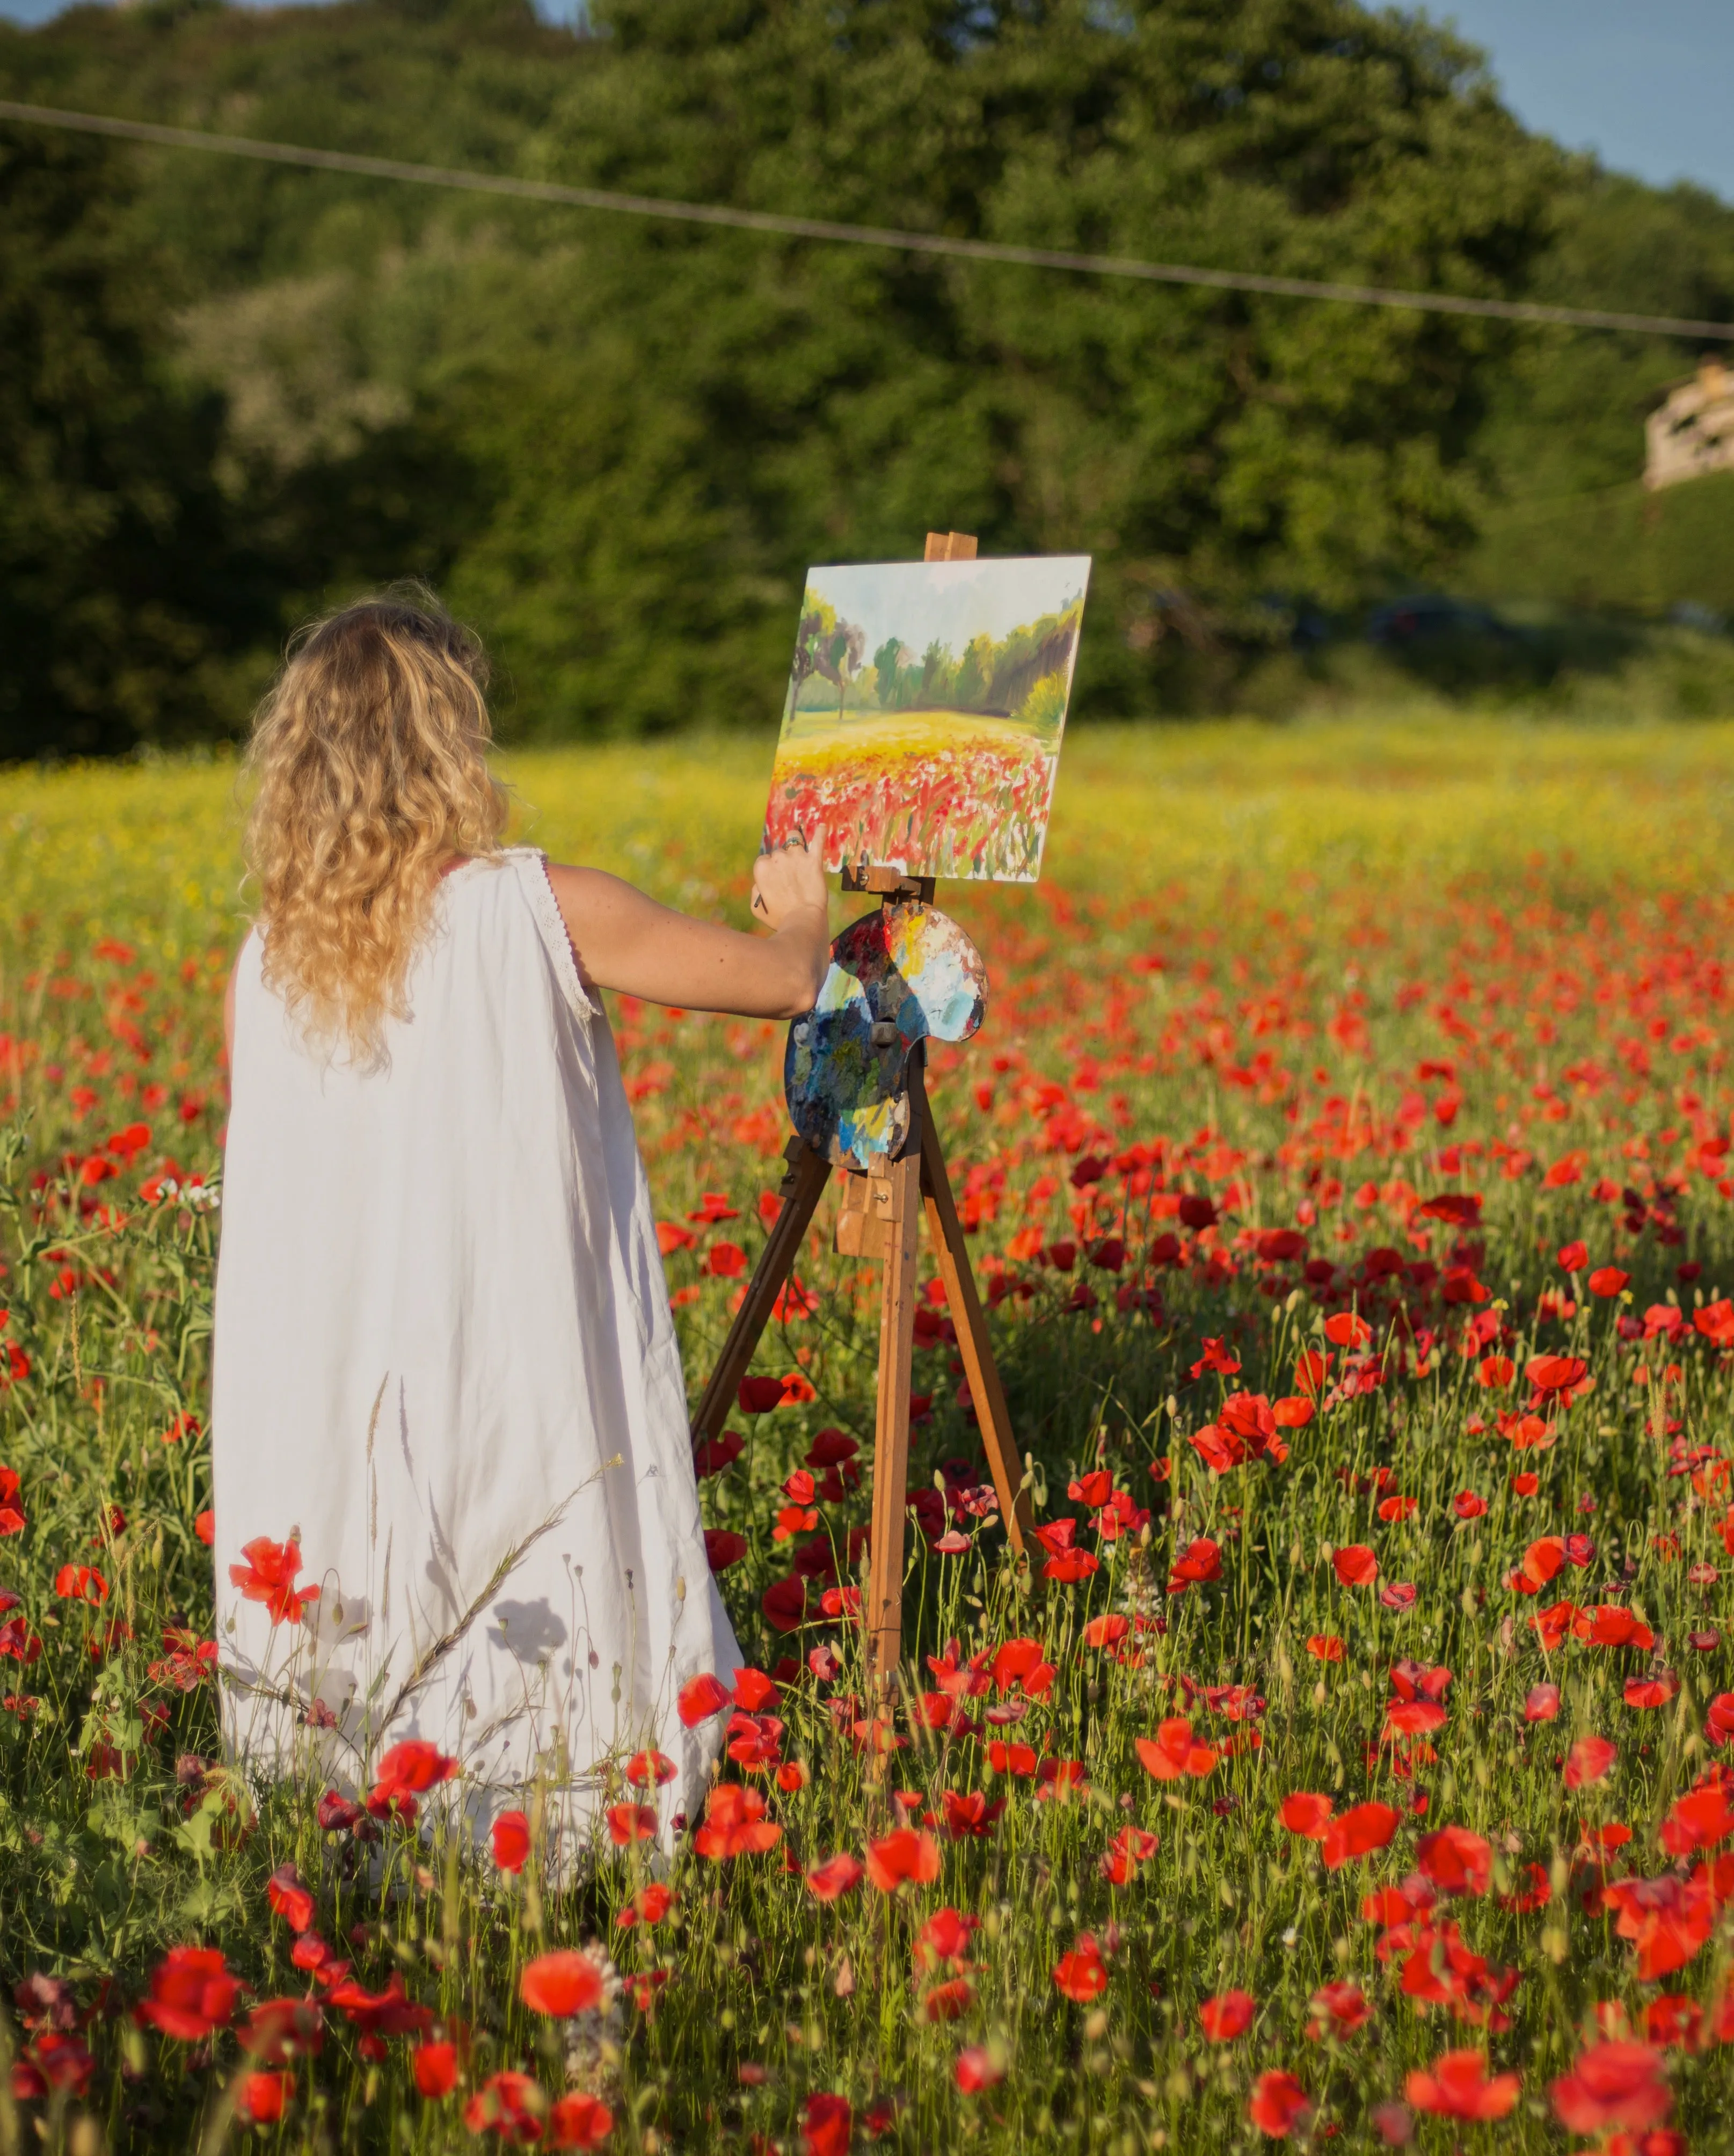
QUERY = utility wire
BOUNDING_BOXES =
[4,95,1733,344]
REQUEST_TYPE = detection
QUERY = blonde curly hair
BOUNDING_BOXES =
[245,588,509,1061]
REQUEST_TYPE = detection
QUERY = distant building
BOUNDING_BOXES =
[1644,361,1734,491]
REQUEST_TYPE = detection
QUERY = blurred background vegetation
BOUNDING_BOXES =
[2,0,1733,759]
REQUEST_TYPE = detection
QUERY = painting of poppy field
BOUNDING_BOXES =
[6,715,1734,2153]
[763,558,1089,882]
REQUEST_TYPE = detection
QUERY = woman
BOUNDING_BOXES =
[212,588,827,1849]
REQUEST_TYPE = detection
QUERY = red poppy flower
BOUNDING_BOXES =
[864,1828,941,1892]
[368,1740,457,1817]
[1198,1990,1256,2041]
[806,1853,865,1902]
[1305,1634,1344,1662]
[606,1803,659,1846]
[548,2091,614,2148]
[1588,1266,1629,1298]
[694,1783,780,1861]
[677,1672,731,1726]
[1331,1545,1378,1587]
[1306,1982,1369,2036]
[238,1998,323,2066]
[1549,2041,1672,2135]
[761,1577,806,1631]
[134,1946,239,2040]
[1564,1735,1618,1788]
[1417,1825,1491,1896]
[1246,2069,1313,2138]
[1525,1684,1561,1722]
[520,1951,604,2017]
[228,1536,319,1627]
[1453,1490,1488,1519]
[1052,1938,1108,2002]
[1135,1718,1218,1782]
[956,2045,1004,2094]
[1405,2050,1521,2120]
[1320,1802,1400,1870]
[1167,1536,1222,1593]
[1658,1785,1734,1855]
[492,1809,530,1873]
[942,1789,1004,1839]
[463,2070,547,2142]
[236,2073,289,2125]
[700,1526,751,1576]
[413,2041,459,2098]
[627,1749,678,1787]
[1279,1793,1332,1839]
[803,2092,853,2156]
[265,1862,314,1932]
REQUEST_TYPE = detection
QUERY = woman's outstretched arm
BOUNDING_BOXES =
[547,837,831,1021]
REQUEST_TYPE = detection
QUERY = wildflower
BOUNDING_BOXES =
[1416,1826,1491,1897]
[135,1946,239,2040]
[864,1829,941,1892]
[1167,1536,1222,1593]
[1564,1735,1618,1788]
[1247,2069,1313,2137]
[1135,1718,1217,1781]
[1198,1990,1256,2040]
[367,1740,458,1819]
[239,1998,323,2065]
[464,2070,547,2140]
[956,2045,1004,2093]
[228,1536,319,1626]
[412,2041,459,2097]
[806,1854,865,1902]
[1307,1982,1369,2037]
[548,2092,614,2148]
[492,1810,530,1873]
[803,2093,853,2156]
[1306,1634,1344,1662]
[1052,1935,1108,2002]
[1549,2041,1672,2136]
[677,1672,731,1725]
[694,1783,781,1860]
[1332,1545,1378,1587]
[0,1466,25,1535]
[265,1862,314,1932]
[1405,2050,1521,2120]
[941,1789,1004,1839]
[606,1803,659,1846]
[520,1951,604,2017]
[236,2073,289,2125]
[1320,1803,1401,1870]
[1279,1793,1332,1838]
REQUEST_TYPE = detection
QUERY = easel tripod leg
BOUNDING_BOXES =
[688,1143,832,1453]
[866,1152,922,1691]
[914,1081,1034,1560]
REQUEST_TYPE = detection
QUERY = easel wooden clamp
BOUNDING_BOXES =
[691,529,1035,1691]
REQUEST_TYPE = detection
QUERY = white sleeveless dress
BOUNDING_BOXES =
[210,849,739,1842]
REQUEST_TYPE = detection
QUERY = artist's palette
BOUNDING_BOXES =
[785,904,988,1169]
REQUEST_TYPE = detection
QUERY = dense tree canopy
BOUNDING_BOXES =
[0,0,1731,749]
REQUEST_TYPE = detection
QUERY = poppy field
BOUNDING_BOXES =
[7,716,1734,2154]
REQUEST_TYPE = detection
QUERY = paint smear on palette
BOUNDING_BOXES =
[784,904,988,1168]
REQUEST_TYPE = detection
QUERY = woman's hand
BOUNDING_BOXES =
[751,828,830,932]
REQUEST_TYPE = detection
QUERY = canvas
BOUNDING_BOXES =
[762,555,1091,882]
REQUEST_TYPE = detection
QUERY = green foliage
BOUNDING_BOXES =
[0,0,1732,751]
[0,125,266,759]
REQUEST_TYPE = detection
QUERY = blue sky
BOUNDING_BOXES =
[1,0,1729,206]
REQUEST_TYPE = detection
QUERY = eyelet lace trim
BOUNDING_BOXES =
[512,848,596,1020]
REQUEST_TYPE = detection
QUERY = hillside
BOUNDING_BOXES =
[1,0,1732,752]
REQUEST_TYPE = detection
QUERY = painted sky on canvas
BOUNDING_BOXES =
[802,557,1091,666]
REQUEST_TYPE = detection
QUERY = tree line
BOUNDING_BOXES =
[2,0,1733,757]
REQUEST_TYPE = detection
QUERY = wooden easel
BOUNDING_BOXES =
[691,530,1034,1689]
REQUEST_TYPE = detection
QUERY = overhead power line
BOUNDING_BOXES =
[4,96,1733,343]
